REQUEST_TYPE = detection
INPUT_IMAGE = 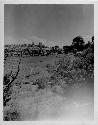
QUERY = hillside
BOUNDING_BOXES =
[3,49,94,121]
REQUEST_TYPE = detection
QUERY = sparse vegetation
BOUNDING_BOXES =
[3,36,94,120]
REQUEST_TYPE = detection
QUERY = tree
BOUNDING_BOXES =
[54,45,60,54]
[92,36,94,44]
[72,36,85,51]
[37,42,45,49]
[91,36,94,53]
[54,45,59,50]
[63,46,73,54]
[50,47,55,55]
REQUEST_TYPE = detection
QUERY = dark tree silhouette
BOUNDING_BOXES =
[72,36,85,52]
[92,36,94,44]
[63,46,73,54]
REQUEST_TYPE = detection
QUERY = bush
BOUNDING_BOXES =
[4,109,20,121]
[46,49,94,88]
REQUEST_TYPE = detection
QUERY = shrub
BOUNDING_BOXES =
[4,109,20,121]
[47,49,94,88]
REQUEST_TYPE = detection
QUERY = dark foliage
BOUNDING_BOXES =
[4,109,21,121]
[72,36,85,51]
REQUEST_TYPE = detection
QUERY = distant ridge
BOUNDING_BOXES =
[5,36,66,47]
[25,36,67,47]
[5,35,92,47]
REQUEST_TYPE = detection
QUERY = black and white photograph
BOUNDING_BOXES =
[3,3,94,121]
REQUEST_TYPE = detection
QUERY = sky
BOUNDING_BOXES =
[4,4,94,47]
